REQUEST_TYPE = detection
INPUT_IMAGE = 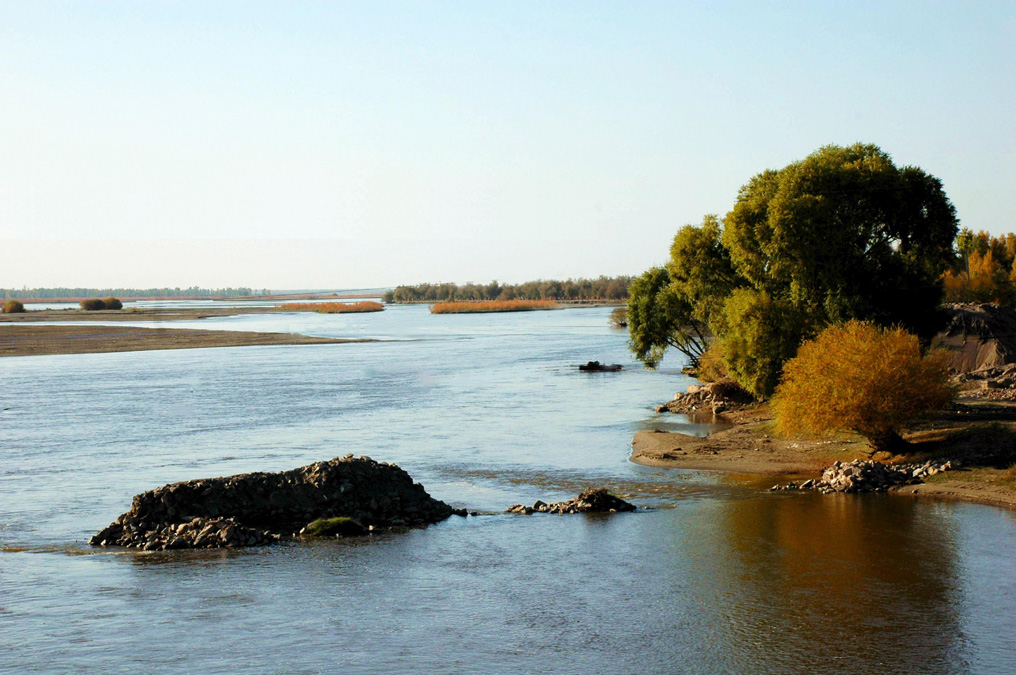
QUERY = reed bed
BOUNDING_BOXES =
[430,300,560,314]
[276,301,384,314]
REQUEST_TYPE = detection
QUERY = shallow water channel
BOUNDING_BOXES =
[2,305,1015,674]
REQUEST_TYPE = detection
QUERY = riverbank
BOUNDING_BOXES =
[0,324,369,357]
[633,403,1016,510]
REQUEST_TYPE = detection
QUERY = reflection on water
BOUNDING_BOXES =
[711,493,966,674]
[635,412,735,437]
[2,305,1015,673]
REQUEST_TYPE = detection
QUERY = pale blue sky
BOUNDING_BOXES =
[1,1,1012,288]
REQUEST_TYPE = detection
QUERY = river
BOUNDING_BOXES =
[1,304,1014,674]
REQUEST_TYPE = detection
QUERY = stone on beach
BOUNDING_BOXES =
[769,459,957,494]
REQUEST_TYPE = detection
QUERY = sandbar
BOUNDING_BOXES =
[0,324,370,357]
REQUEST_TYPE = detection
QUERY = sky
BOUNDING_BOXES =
[1,1,1013,290]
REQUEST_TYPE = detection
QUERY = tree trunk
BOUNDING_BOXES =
[867,429,908,456]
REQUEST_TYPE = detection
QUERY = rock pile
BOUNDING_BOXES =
[955,363,1016,401]
[506,488,636,515]
[656,379,753,415]
[770,459,956,494]
[90,455,464,550]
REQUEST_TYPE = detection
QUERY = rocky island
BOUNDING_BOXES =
[91,455,465,550]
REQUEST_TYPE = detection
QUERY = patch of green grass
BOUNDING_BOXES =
[301,517,366,537]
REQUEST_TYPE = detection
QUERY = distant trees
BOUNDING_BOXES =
[383,276,631,304]
[629,143,959,399]
[943,228,1016,305]
[2,287,267,300]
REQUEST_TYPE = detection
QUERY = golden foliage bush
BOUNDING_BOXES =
[276,301,384,313]
[2,299,25,313]
[772,321,954,452]
[79,298,106,310]
[430,300,560,314]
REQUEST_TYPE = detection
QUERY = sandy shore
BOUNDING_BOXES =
[0,324,370,357]
[632,404,1016,510]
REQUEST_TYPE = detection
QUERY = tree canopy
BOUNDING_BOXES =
[626,267,709,368]
[629,143,960,399]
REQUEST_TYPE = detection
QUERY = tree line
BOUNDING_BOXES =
[944,229,1016,305]
[1,286,269,299]
[383,277,631,303]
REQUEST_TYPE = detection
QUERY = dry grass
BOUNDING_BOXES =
[276,301,384,314]
[430,300,560,314]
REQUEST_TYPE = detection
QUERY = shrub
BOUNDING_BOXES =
[102,297,123,310]
[276,301,383,313]
[609,306,627,328]
[430,300,559,314]
[772,321,954,452]
[1,299,25,313]
[79,298,106,310]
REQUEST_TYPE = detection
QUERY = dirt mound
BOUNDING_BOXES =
[931,303,1016,373]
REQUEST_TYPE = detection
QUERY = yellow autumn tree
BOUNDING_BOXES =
[772,321,954,453]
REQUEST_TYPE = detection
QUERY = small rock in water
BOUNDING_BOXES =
[505,488,636,515]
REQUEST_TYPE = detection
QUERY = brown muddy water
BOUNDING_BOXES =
[1,305,1014,674]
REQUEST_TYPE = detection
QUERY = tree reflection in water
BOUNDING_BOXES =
[700,492,969,674]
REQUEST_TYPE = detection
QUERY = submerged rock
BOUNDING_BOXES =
[506,488,636,515]
[579,361,623,372]
[90,455,463,550]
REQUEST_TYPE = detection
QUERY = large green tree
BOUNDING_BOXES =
[723,143,957,334]
[630,143,959,399]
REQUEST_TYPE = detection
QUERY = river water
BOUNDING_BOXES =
[1,305,1014,674]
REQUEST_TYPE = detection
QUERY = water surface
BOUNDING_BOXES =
[2,305,1014,674]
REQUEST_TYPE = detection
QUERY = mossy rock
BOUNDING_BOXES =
[301,517,367,537]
